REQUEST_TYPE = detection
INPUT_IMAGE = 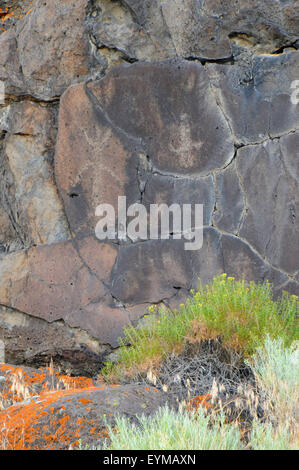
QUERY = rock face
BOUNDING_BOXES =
[55,62,234,238]
[0,0,298,372]
[0,101,70,248]
[86,0,299,62]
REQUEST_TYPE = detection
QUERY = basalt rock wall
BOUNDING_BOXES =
[0,0,298,374]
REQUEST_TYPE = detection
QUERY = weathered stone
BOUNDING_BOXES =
[189,228,290,292]
[0,235,130,363]
[87,0,299,63]
[0,28,25,97]
[279,280,299,297]
[0,204,14,244]
[55,62,234,237]
[75,235,118,283]
[221,234,289,289]
[3,100,56,137]
[0,1,32,33]
[189,227,225,288]
[237,134,299,276]
[67,300,130,348]
[0,0,99,100]
[86,0,174,64]
[1,229,290,367]
[0,310,106,375]
[1,0,298,101]
[125,303,157,325]
[111,239,194,306]
[55,82,140,238]
[110,227,292,308]
[0,339,4,363]
[0,373,169,449]
[280,131,299,183]
[143,173,215,227]
[1,101,70,247]
[0,249,28,305]
[87,62,235,176]
[0,363,97,409]
[207,51,299,145]
[10,240,112,321]
[213,162,244,235]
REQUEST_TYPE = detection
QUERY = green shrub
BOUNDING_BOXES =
[103,275,298,380]
[103,404,298,451]
[103,406,244,450]
[248,337,299,428]
[250,420,297,450]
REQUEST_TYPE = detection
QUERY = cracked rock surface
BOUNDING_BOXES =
[0,0,298,373]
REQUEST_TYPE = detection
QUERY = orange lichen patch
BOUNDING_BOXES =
[0,11,16,22]
[1,366,158,450]
[99,428,109,439]
[0,364,97,410]
[0,387,100,450]
[0,2,33,31]
[187,394,212,411]
[78,398,92,405]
